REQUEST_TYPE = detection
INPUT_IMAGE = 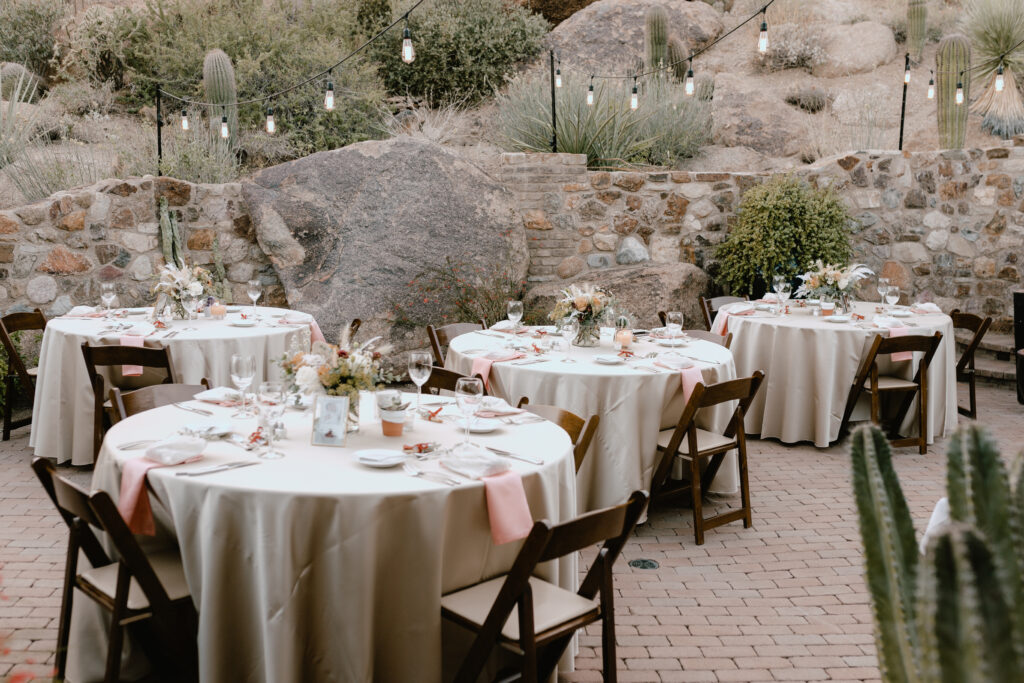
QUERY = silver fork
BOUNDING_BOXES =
[173,402,213,416]
[403,462,459,486]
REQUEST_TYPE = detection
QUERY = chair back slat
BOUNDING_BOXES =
[31,458,111,568]
[81,342,175,378]
[516,399,585,442]
[111,382,210,422]
[684,329,732,349]
[426,320,486,365]
[0,308,45,386]
[950,310,992,374]
[421,366,488,395]
[876,333,942,356]
[697,374,762,409]
[539,501,633,562]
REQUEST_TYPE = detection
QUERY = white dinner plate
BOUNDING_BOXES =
[825,315,852,323]
[229,320,257,328]
[754,303,774,311]
[355,449,407,468]
[457,418,502,433]
[654,338,688,347]
[891,309,913,318]
[594,354,624,365]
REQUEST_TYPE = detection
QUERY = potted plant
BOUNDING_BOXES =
[713,175,852,298]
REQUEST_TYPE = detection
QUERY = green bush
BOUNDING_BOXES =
[0,0,64,83]
[713,175,851,295]
[59,6,151,90]
[114,113,239,184]
[371,0,548,105]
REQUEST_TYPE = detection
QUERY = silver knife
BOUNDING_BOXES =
[485,446,543,465]
[173,402,213,416]
[176,461,259,476]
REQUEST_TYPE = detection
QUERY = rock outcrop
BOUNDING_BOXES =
[711,72,809,157]
[813,21,897,79]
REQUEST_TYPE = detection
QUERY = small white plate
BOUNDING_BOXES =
[655,338,688,348]
[229,320,257,328]
[226,307,242,313]
[891,309,913,318]
[355,449,407,468]
[594,354,624,365]
[825,315,852,323]
[755,303,774,311]
[458,418,502,433]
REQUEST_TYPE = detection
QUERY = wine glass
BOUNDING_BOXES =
[246,279,262,317]
[885,285,901,311]
[772,275,786,314]
[665,311,683,343]
[454,376,484,452]
[230,353,257,418]
[407,351,433,418]
[256,382,286,459]
[876,277,890,304]
[507,300,523,331]
[560,316,579,363]
[776,282,792,314]
[100,283,116,317]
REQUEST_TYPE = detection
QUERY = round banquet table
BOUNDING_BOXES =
[71,394,577,683]
[445,327,739,512]
[31,306,314,466]
[711,301,958,447]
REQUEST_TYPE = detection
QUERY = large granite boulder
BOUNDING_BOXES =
[545,0,724,73]
[526,263,708,329]
[711,72,809,157]
[241,137,527,349]
[813,21,896,79]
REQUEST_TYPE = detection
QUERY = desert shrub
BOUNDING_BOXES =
[0,62,39,99]
[0,0,64,82]
[759,23,826,71]
[636,75,712,166]
[372,0,548,105]
[46,79,116,116]
[5,140,107,201]
[0,69,39,170]
[964,0,1024,138]
[237,128,297,171]
[713,175,851,295]
[59,6,151,90]
[515,0,598,26]
[380,101,473,145]
[785,86,831,113]
[357,0,392,36]
[114,113,239,184]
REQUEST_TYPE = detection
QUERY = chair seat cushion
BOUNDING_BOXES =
[873,376,918,391]
[656,427,734,455]
[78,550,190,611]
[442,575,598,641]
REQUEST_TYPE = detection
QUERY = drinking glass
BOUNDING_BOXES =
[454,376,484,452]
[256,382,286,459]
[771,275,786,314]
[230,353,257,418]
[776,282,792,314]
[507,300,523,331]
[885,285,900,311]
[560,316,579,362]
[665,311,684,341]
[246,279,262,316]
[877,277,890,303]
[407,351,433,416]
[100,283,116,316]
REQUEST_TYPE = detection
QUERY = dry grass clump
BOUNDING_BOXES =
[785,86,831,113]
[799,88,893,163]
[754,0,827,72]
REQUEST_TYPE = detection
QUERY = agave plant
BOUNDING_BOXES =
[0,67,39,170]
[851,423,1024,682]
[963,0,1024,138]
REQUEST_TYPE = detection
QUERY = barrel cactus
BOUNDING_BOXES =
[850,423,1024,682]
[906,0,927,62]
[645,5,669,70]
[202,49,237,143]
[935,34,971,149]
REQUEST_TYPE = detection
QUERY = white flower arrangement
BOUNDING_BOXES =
[152,263,214,318]
[795,261,874,300]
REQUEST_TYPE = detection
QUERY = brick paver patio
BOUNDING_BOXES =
[2,382,1021,682]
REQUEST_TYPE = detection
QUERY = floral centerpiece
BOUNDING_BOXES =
[548,284,615,347]
[794,260,873,313]
[278,330,396,432]
[152,263,214,319]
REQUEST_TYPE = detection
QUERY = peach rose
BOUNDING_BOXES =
[574,295,589,311]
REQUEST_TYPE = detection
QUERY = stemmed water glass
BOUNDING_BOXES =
[885,285,901,312]
[247,279,262,317]
[407,351,433,418]
[100,283,116,317]
[771,275,786,314]
[560,316,579,363]
[775,281,792,314]
[507,300,523,332]
[230,353,256,418]
[256,381,286,459]
[454,376,484,453]
[665,311,683,343]
[877,277,890,304]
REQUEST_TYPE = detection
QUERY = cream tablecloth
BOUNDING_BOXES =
[71,394,577,683]
[712,301,957,447]
[31,306,311,466]
[446,329,738,510]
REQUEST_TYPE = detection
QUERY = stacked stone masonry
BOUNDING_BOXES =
[502,145,1024,333]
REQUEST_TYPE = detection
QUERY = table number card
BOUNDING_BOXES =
[312,395,349,447]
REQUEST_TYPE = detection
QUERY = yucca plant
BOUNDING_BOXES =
[963,0,1024,138]
[851,423,1024,682]
[0,68,39,170]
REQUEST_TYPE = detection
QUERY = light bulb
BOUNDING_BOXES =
[266,108,276,134]
[927,78,935,100]
[180,110,189,131]
[586,83,594,106]
[402,27,415,64]
[758,21,768,54]
[555,68,562,88]
[630,85,638,110]
[995,64,1005,92]
[684,68,694,96]
[955,82,964,105]
[324,81,335,110]
[220,115,229,139]
[904,67,911,84]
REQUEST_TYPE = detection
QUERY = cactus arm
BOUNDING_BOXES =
[851,425,922,683]
[936,34,971,150]
[668,37,689,83]
[906,0,927,62]
[645,6,669,72]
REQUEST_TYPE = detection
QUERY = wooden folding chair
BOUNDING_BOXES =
[31,457,198,683]
[110,380,211,423]
[0,307,46,440]
[422,366,489,396]
[685,329,733,349]
[658,297,749,332]
[516,397,599,474]
[442,490,649,683]
[949,310,992,419]
[81,342,176,459]
[426,320,487,366]
[652,372,764,545]
[839,331,943,454]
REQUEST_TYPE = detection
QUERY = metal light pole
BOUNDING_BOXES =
[156,85,164,176]
[549,50,557,153]
[898,53,909,151]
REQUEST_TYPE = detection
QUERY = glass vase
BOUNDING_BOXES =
[346,397,360,434]
[573,322,600,347]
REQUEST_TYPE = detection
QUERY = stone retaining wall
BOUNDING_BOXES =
[502,145,1024,332]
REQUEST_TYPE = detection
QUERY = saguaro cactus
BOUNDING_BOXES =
[906,0,927,62]
[645,6,669,70]
[202,49,238,143]
[935,34,971,150]
[668,37,689,83]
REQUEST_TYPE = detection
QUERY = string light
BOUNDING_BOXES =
[586,76,594,106]
[180,110,189,131]
[927,75,934,100]
[995,63,1005,92]
[630,76,639,110]
[266,107,276,134]
[757,10,768,54]
[684,61,695,96]
[220,115,229,139]
[955,79,964,105]
[401,15,415,64]
[324,70,335,110]
[555,67,562,88]
[903,56,911,85]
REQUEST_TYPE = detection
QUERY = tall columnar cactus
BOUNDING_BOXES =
[202,49,238,144]
[668,37,689,83]
[645,5,669,71]
[906,0,927,62]
[935,34,971,150]
[694,74,714,102]
[158,198,184,269]
[850,424,1024,682]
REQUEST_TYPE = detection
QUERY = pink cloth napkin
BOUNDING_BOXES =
[309,319,326,343]
[120,334,145,376]
[482,470,533,545]
[117,456,197,535]
[711,308,754,336]
[680,366,704,405]
[888,326,913,361]
[471,352,525,390]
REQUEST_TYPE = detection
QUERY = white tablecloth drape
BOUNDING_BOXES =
[71,396,577,683]
[446,330,739,510]
[31,307,309,465]
[712,301,957,447]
